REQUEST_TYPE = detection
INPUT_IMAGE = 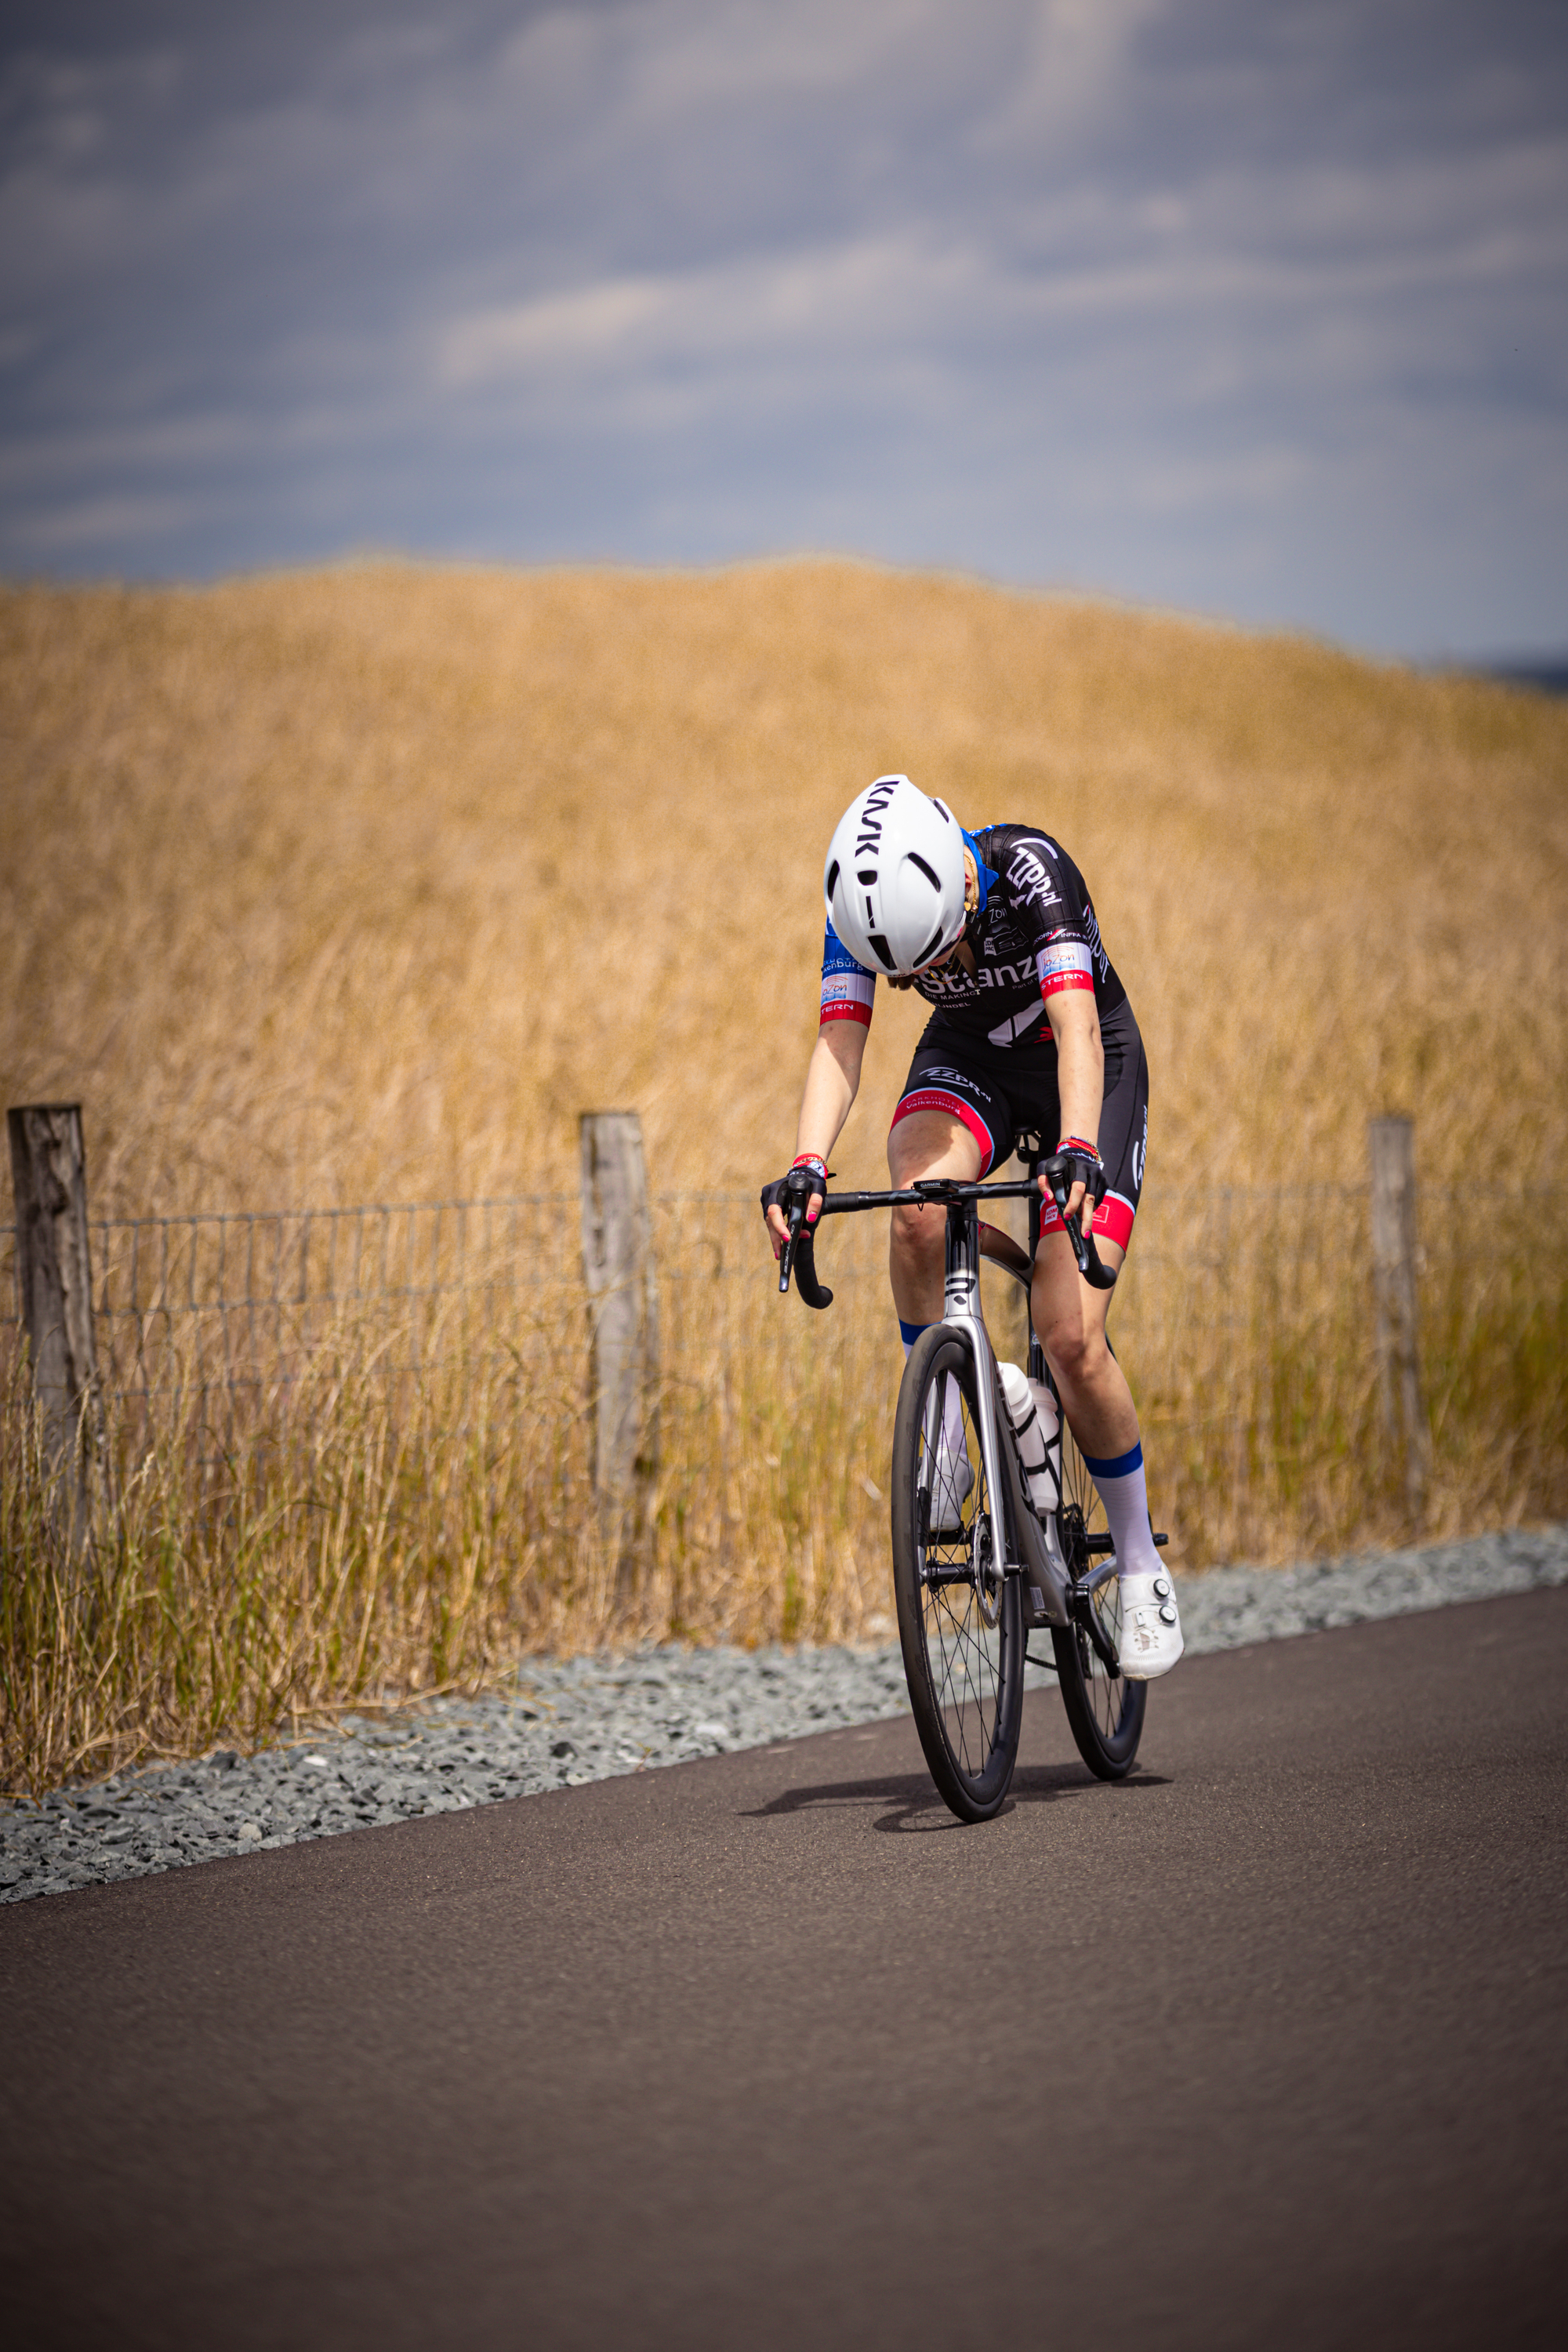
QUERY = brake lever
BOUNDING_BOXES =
[777,1200,834,1308]
[779,1203,802,1294]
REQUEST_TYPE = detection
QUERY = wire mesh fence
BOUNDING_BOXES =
[3,1172,1565,1793]
[27,1194,581,1445]
[3,1178,1566,1573]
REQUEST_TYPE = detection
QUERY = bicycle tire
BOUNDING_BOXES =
[891,1326,1025,1823]
[1049,1403,1147,1780]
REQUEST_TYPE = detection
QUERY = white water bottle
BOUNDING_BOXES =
[999,1362,1060,1516]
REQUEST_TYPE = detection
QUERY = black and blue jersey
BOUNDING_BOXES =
[819,824,1127,1054]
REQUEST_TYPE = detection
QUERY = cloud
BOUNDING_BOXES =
[436,234,993,387]
[0,0,1563,653]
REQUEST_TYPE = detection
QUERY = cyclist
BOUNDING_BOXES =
[762,774,1181,1679]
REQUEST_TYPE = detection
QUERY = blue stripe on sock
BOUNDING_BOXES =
[898,1319,930,1348]
[1082,1441,1144,1479]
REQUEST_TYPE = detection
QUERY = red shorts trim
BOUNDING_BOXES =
[1038,1186,1135,1252]
[890,1087,996,1178]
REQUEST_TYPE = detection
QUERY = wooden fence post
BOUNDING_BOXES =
[7,1103,111,1556]
[1368,1116,1430,1522]
[579,1112,659,1506]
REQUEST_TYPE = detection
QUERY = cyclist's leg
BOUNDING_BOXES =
[886,1112,981,1325]
[1030,1230,1134,1461]
[1031,1026,1179,1675]
[887,1114,981,1486]
[885,1046,1012,1509]
[885,1041,1011,1330]
[1029,1010,1147,1462]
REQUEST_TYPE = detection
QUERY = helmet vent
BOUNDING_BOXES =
[856,869,877,885]
[866,933,897,971]
[913,924,945,968]
[909,853,941,892]
[826,859,840,899]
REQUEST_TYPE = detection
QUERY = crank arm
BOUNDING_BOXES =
[1070,1581,1123,1677]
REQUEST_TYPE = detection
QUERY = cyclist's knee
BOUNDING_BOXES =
[891,1200,945,1266]
[1042,1317,1110,1389]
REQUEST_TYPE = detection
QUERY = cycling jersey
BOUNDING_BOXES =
[819,820,1146,1246]
[819,824,1127,1054]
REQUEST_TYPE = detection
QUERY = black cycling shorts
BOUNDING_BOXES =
[890,1000,1149,1253]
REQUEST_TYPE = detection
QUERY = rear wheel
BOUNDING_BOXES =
[1049,1403,1146,1780]
[891,1327,1025,1823]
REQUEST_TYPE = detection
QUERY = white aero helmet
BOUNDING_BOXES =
[823,775,967,977]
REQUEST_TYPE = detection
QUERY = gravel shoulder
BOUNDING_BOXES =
[4,1522,1564,1905]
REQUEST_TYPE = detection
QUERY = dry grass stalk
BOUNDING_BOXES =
[2,562,1565,1789]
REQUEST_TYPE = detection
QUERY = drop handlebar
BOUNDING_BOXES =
[777,1171,1116,1310]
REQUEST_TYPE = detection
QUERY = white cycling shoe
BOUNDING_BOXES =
[927,1447,975,1536]
[1116,1568,1184,1680]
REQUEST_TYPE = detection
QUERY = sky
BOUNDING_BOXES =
[2,0,1566,661]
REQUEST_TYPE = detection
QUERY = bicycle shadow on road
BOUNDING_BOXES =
[741,1763,1170,1835]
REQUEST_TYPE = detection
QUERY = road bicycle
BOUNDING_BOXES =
[777,1138,1164,1824]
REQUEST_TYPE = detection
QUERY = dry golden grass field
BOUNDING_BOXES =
[4,558,1566,1208]
[2,560,1566,1786]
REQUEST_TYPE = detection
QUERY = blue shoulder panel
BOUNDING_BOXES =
[961,829,998,913]
[822,918,874,979]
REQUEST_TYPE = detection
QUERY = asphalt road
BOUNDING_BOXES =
[3,1588,1564,2352]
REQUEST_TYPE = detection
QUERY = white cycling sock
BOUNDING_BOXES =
[901,1319,967,1454]
[1081,1439,1163,1577]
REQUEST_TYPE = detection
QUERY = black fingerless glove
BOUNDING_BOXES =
[1042,1136,1107,1207]
[760,1153,829,1225]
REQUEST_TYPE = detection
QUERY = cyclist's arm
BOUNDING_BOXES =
[1044,985,1104,1239]
[764,1019,867,1254]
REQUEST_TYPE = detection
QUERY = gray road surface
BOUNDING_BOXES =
[2,1588,1564,2351]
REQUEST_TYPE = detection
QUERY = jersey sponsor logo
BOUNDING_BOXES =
[1036,939,1094,998]
[1054,899,1110,982]
[820,967,874,1026]
[1007,844,1062,910]
[1132,1103,1147,1191]
[921,960,1029,997]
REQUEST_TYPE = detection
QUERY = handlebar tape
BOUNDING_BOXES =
[791,1225,834,1310]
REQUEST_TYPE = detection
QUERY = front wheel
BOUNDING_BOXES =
[891,1327,1025,1823]
[1049,1405,1147,1780]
